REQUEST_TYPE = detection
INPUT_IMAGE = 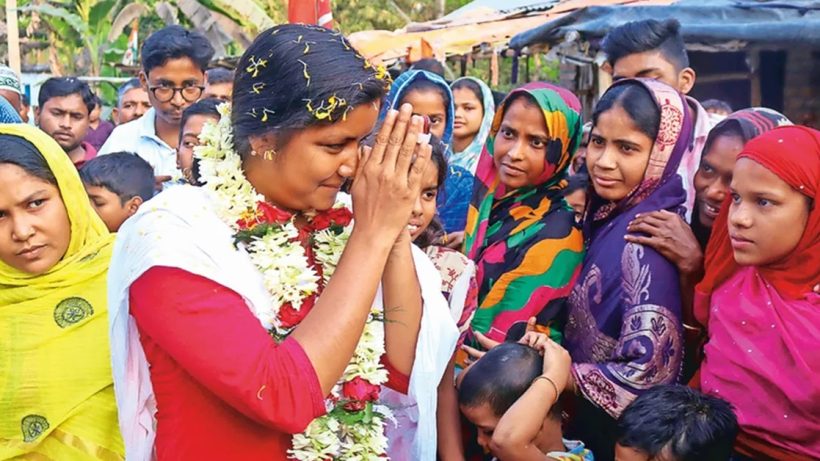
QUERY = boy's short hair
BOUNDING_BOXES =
[617,385,738,461]
[179,97,222,141]
[38,77,95,113]
[206,67,234,85]
[80,152,155,203]
[602,19,689,71]
[117,78,142,107]
[458,342,561,420]
[564,172,589,196]
[141,25,215,75]
[410,58,446,78]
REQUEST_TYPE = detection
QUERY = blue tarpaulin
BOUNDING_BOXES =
[510,0,820,49]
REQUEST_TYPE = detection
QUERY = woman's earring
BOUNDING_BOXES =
[251,148,277,160]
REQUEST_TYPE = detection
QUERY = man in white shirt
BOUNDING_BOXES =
[100,26,215,181]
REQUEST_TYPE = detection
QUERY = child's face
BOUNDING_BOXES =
[493,97,549,190]
[177,114,219,177]
[141,57,205,127]
[728,157,810,266]
[85,185,140,232]
[408,157,440,241]
[459,403,500,454]
[401,89,447,140]
[565,188,587,223]
[453,87,483,140]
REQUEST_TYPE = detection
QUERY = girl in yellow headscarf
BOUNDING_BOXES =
[0,124,123,460]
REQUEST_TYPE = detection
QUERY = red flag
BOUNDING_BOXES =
[288,0,334,29]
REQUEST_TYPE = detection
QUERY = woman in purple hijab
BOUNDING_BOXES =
[562,78,692,459]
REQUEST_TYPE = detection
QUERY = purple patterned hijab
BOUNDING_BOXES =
[564,78,693,419]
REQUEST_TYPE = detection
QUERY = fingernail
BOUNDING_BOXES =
[388,109,398,117]
[635,213,641,218]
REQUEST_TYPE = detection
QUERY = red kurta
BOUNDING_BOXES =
[130,267,326,460]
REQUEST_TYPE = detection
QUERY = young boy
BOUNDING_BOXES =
[459,338,593,461]
[177,97,221,184]
[99,26,215,180]
[79,152,155,232]
[85,95,116,150]
[35,77,97,167]
[203,67,234,102]
[615,385,738,461]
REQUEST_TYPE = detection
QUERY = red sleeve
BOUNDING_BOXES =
[381,356,410,395]
[130,266,326,433]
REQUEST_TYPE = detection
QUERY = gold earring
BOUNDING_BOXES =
[251,148,277,160]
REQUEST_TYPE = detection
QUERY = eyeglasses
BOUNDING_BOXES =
[148,84,204,103]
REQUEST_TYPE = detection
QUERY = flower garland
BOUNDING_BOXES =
[196,103,390,460]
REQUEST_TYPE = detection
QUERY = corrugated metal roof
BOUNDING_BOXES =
[349,0,661,61]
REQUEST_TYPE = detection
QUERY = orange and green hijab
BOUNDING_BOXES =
[463,82,585,343]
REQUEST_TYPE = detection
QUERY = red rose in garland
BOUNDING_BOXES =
[278,294,316,329]
[311,207,353,231]
[342,376,381,403]
[257,202,293,224]
[236,202,292,230]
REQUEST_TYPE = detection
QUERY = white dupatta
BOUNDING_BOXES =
[107,185,458,460]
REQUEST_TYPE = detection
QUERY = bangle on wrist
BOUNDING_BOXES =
[532,375,560,404]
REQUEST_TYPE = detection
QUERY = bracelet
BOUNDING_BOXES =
[533,375,560,404]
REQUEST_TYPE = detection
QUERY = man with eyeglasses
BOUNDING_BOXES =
[99,26,215,184]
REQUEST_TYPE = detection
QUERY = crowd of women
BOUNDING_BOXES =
[1,19,818,461]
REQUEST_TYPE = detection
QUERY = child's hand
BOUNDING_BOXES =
[461,330,500,363]
[518,331,550,350]
[539,338,572,393]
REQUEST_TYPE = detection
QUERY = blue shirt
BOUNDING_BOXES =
[99,108,178,177]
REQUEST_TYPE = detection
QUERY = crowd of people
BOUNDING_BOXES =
[0,17,817,461]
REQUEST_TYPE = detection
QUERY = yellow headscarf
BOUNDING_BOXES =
[0,124,123,460]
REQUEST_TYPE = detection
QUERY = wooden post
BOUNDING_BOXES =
[6,0,21,74]
[490,50,499,87]
[749,50,761,107]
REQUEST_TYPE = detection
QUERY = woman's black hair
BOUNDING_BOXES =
[592,82,660,141]
[0,134,57,185]
[702,121,745,160]
[451,78,485,114]
[399,78,451,113]
[232,24,389,159]
[412,135,448,249]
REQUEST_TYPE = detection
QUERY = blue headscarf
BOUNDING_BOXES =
[450,77,496,174]
[0,96,22,123]
[379,70,472,233]
[379,70,454,144]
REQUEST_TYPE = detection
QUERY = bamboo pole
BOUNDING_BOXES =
[6,0,21,74]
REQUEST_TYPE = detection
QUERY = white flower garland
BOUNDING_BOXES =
[196,104,389,459]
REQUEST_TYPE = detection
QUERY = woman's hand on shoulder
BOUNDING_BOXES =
[350,103,431,246]
[625,210,703,276]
